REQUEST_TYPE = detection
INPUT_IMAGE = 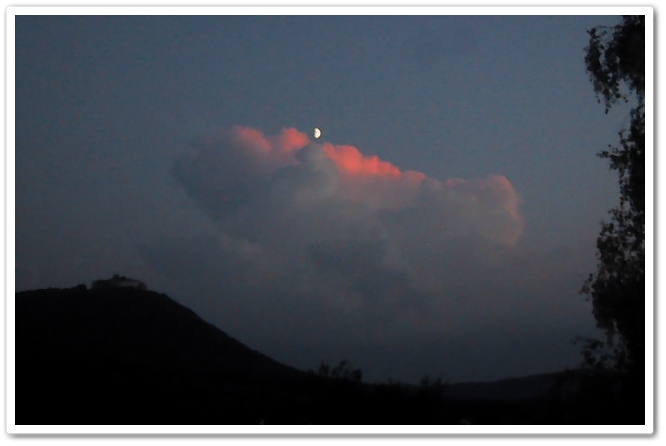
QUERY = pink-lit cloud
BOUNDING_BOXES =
[173,125,524,248]
[167,125,530,340]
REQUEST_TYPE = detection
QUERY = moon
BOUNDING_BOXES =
[313,127,322,139]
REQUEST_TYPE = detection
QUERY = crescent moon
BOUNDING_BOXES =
[313,127,322,139]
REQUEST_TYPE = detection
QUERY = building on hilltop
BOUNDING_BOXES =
[91,274,147,291]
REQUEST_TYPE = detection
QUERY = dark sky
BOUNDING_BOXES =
[14,13,633,384]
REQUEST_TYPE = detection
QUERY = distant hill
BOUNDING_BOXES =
[15,286,642,425]
[445,372,565,401]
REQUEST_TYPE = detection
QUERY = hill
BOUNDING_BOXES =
[15,285,309,424]
[15,286,642,425]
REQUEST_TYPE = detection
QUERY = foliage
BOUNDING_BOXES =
[315,359,363,383]
[584,15,645,113]
[580,15,646,381]
[419,374,448,394]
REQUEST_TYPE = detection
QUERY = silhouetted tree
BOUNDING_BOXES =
[316,359,362,383]
[316,361,331,378]
[419,374,448,394]
[580,16,646,386]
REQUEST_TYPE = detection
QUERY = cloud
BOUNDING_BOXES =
[182,129,518,310]
[172,125,523,246]
[140,125,593,382]
[168,126,526,324]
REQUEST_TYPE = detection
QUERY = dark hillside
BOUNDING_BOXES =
[16,286,307,424]
[15,286,643,425]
